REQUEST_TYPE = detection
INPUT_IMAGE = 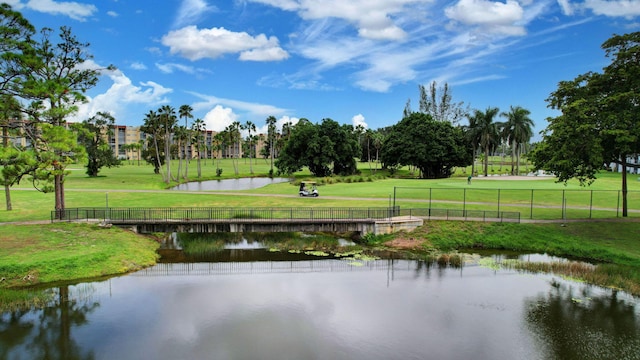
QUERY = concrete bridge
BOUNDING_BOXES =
[52,207,424,236]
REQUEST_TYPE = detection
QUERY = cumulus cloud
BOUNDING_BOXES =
[352,114,368,129]
[445,0,526,36]
[161,26,289,61]
[25,0,97,21]
[584,0,640,17]
[203,105,238,132]
[71,68,173,125]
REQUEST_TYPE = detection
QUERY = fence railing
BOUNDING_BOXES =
[393,187,640,220]
[51,207,402,222]
[51,206,520,224]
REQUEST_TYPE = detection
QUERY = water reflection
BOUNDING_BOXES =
[1,251,639,360]
[170,177,290,191]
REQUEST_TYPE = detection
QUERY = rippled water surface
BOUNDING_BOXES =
[170,177,290,191]
[2,249,639,360]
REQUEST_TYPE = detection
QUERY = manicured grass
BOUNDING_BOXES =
[0,223,159,285]
[2,160,639,222]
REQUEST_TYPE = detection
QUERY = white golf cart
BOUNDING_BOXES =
[299,181,319,197]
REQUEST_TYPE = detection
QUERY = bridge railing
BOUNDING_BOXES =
[51,207,402,222]
[51,206,519,223]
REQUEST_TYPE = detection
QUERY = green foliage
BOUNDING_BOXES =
[532,31,640,216]
[381,112,472,178]
[276,118,360,177]
[73,111,121,177]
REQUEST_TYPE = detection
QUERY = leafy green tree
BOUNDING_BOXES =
[381,112,472,178]
[14,26,111,215]
[532,32,640,217]
[319,118,359,176]
[501,106,534,175]
[73,111,120,177]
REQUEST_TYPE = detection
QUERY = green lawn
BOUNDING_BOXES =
[2,159,639,222]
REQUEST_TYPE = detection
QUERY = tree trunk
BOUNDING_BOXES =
[622,159,628,217]
[511,139,516,175]
[54,172,64,219]
[484,145,489,176]
[4,184,11,211]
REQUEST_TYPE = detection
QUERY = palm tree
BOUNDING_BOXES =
[243,120,256,174]
[174,125,189,180]
[141,110,164,178]
[192,118,205,178]
[158,105,177,183]
[265,116,277,176]
[470,107,502,177]
[179,105,193,177]
[501,106,534,176]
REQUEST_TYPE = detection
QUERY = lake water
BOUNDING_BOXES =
[170,177,291,191]
[2,241,640,360]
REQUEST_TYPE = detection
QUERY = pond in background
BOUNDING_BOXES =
[2,240,640,360]
[170,177,291,191]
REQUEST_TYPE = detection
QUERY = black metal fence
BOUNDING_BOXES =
[51,206,520,223]
[393,187,640,220]
[52,207,402,222]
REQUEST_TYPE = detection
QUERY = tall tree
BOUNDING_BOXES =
[381,112,472,178]
[243,120,256,174]
[469,107,502,176]
[16,26,112,216]
[501,106,534,175]
[158,105,177,183]
[141,110,164,177]
[0,94,29,210]
[192,118,205,178]
[531,31,640,217]
[417,81,470,124]
[73,111,120,177]
[178,104,193,178]
[265,115,277,177]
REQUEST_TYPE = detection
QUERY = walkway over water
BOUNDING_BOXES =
[52,207,520,234]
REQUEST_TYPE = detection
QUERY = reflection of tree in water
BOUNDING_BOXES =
[525,279,640,360]
[0,284,99,359]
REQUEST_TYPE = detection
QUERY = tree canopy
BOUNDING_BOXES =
[381,112,472,178]
[531,31,640,216]
[275,118,360,177]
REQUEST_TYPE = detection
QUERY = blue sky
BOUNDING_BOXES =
[6,0,640,140]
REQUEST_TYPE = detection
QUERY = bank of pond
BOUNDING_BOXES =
[1,231,640,359]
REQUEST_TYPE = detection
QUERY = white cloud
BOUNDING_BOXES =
[25,0,97,21]
[352,114,368,129]
[71,68,173,125]
[130,62,147,70]
[161,26,289,62]
[584,0,640,17]
[173,0,217,28]
[203,105,238,132]
[445,0,526,36]
[250,0,423,40]
[557,0,574,15]
[155,62,213,77]
[107,10,118,17]
[189,92,290,126]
